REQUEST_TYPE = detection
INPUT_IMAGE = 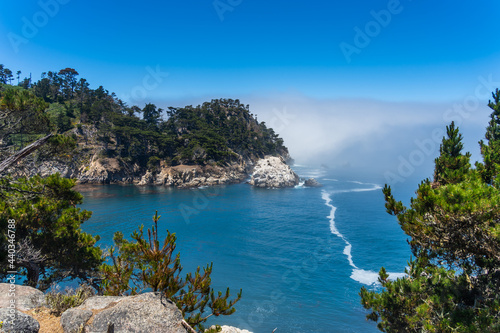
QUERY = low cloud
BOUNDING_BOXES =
[245,93,491,176]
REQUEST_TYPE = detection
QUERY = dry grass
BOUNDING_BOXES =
[24,307,63,333]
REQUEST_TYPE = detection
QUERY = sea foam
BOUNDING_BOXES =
[322,187,405,285]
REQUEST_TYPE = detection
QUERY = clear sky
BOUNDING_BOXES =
[1,0,500,176]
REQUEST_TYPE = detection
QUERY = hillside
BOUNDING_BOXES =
[0,66,292,187]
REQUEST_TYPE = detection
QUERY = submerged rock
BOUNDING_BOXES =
[249,156,300,188]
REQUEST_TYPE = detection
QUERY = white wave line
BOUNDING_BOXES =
[322,189,405,285]
[322,190,358,269]
[330,183,382,195]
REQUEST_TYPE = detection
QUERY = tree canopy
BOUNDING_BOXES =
[0,174,103,290]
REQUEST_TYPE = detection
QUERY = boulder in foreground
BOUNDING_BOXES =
[0,308,40,333]
[0,283,45,311]
[61,292,187,333]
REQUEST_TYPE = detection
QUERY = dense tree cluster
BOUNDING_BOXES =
[1,64,288,170]
[361,91,500,332]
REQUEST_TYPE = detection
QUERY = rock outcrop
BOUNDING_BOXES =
[0,284,250,333]
[137,163,247,188]
[60,292,187,333]
[0,308,40,333]
[304,178,322,187]
[208,325,253,333]
[0,284,45,311]
[248,156,300,188]
[11,122,296,188]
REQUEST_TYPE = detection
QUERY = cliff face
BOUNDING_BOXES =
[136,163,247,188]
[17,125,289,188]
[23,152,250,188]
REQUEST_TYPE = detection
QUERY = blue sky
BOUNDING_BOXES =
[1,0,500,175]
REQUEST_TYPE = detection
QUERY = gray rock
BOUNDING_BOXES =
[60,295,125,333]
[60,308,93,333]
[0,283,45,311]
[88,293,186,333]
[78,296,125,311]
[61,292,187,333]
[0,308,40,333]
[249,156,300,188]
[304,178,322,187]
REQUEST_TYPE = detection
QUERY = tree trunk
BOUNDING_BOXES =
[0,134,53,174]
[26,263,40,288]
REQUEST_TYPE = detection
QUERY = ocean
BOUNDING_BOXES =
[78,164,419,333]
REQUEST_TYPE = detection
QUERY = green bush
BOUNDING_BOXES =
[46,284,95,316]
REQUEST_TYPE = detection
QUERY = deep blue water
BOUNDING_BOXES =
[78,165,417,333]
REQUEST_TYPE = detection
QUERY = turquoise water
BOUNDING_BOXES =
[78,165,415,333]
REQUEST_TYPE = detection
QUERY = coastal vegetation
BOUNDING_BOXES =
[0,64,288,173]
[360,91,500,332]
[1,64,269,331]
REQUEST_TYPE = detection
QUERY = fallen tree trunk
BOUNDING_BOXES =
[0,133,53,175]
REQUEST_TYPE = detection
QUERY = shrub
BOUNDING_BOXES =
[46,284,95,316]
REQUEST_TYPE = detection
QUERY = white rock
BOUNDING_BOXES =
[249,156,299,188]
[208,325,253,333]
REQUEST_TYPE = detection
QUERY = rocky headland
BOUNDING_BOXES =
[10,98,300,189]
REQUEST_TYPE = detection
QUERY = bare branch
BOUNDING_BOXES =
[0,133,53,174]
[16,238,47,267]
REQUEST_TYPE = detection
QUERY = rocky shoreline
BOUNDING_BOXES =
[19,150,303,189]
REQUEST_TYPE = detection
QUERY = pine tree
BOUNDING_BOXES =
[433,121,471,185]
[477,89,500,184]
[100,211,242,332]
[0,174,103,290]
